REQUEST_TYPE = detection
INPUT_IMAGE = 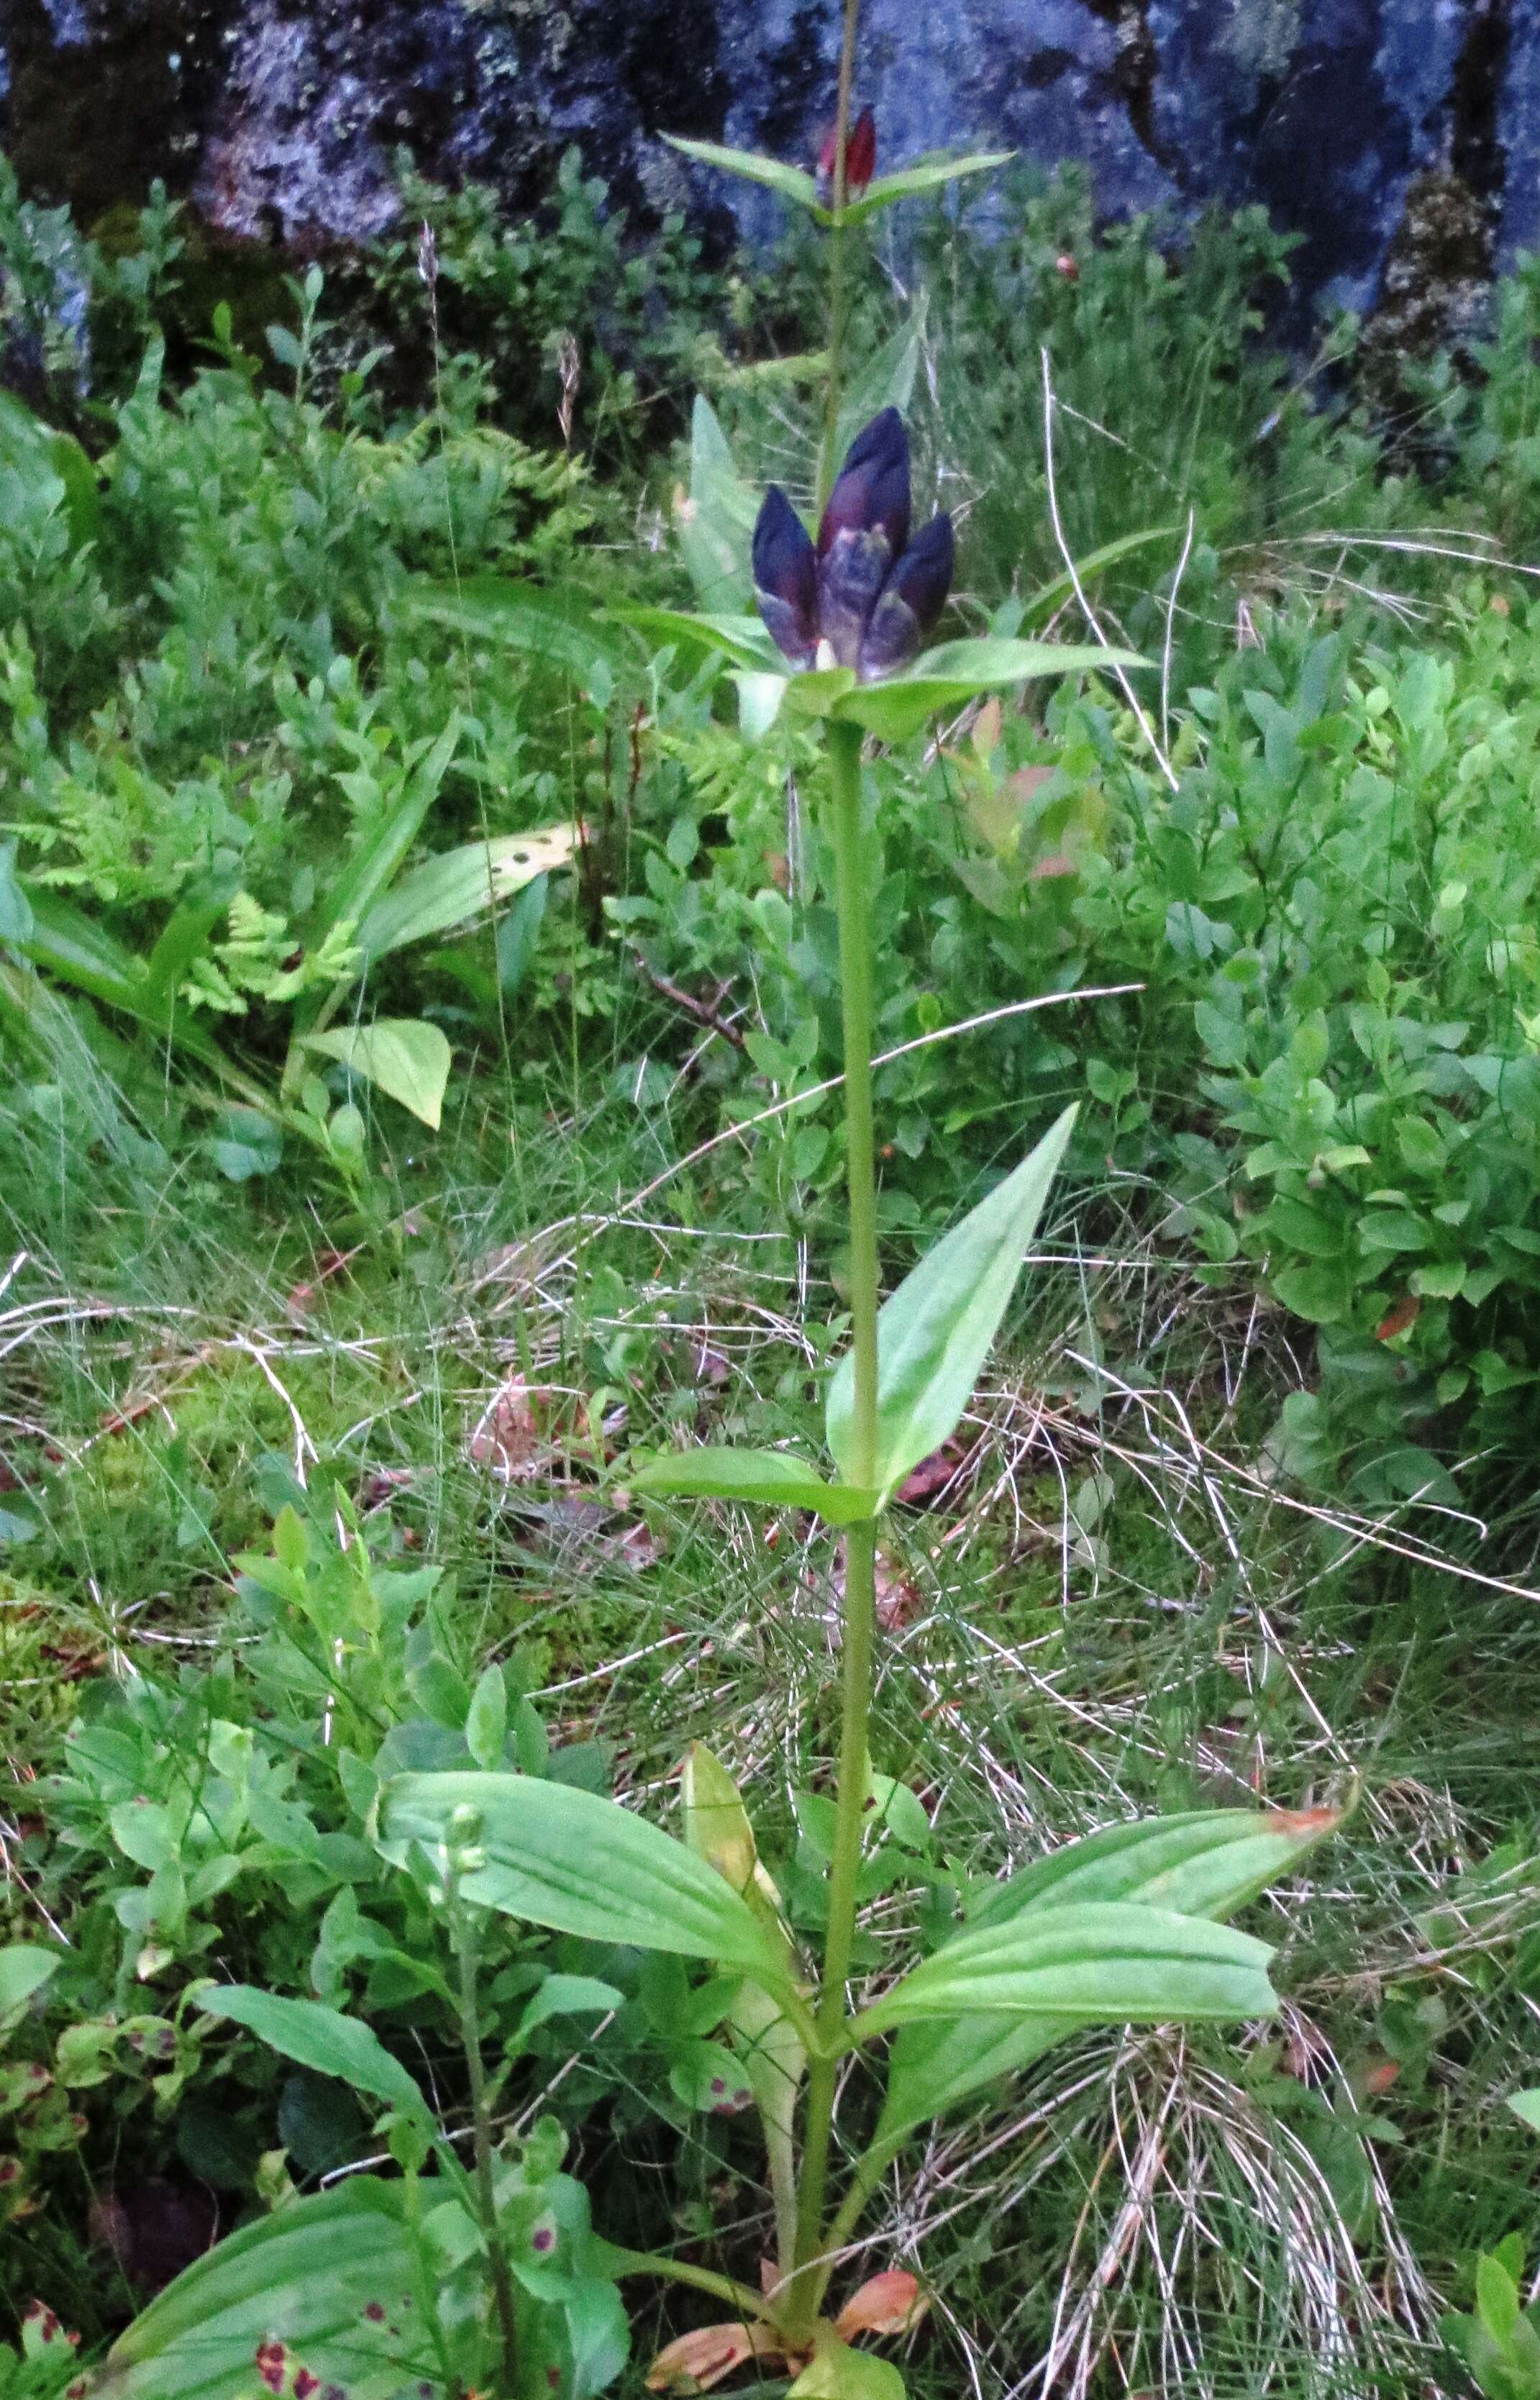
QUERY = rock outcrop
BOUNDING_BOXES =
[0,0,1530,323]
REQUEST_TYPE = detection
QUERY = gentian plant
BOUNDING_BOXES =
[81,26,1344,2400]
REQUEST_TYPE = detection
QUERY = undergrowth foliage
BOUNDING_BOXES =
[2,32,1540,2400]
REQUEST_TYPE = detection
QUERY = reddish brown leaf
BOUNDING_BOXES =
[893,1442,965,1507]
[1376,1294,1420,1342]
[835,2270,927,2340]
[469,1376,564,1481]
[645,2322,785,2393]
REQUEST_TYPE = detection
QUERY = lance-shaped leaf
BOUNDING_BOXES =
[1019,525,1181,631]
[966,1805,1341,1935]
[826,1104,1076,1506]
[606,604,785,673]
[851,1902,1276,2045]
[832,149,1014,227]
[193,1986,432,2127]
[877,1809,1336,2143]
[96,2177,428,2398]
[352,825,576,962]
[829,637,1147,742]
[630,1446,880,1524]
[374,1770,791,1984]
[680,394,760,610]
[663,135,821,214]
[647,2322,786,2392]
[399,577,619,683]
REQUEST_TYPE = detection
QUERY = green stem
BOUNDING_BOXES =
[804,2138,898,2319]
[817,0,864,510]
[789,712,880,2331]
[607,2245,780,2328]
[452,1894,520,2396]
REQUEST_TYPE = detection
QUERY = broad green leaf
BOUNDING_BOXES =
[834,149,1014,226]
[606,604,783,673]
[1019,526,1182,630]
[302,1019,452,1129]
[629,1446,880,1524]
[832,299,928,473]
[663,135,821,214]
[0,1944,61,2015]
[831,640,1146,742]
[207,1103,282,1183]
[465,1663,508,1771]
[678,394,758,610]
[97,2177,430,2398]
[373,1770,791,1983]
[193,1986,432,2124]
[878,1806,1337,2143]
[789,2335,906,2399]
[826,1104,1076,1505]
[353,825,577,960]
[401,576,619,684]
[785,663,859,718]
[1511,2088,1540,2133]
[852,1902,1276,2044]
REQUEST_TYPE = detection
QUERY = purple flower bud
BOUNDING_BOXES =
[858,512,954,679]
[752,485,819,668]
[816,409,912,668]
[818,407,911,568]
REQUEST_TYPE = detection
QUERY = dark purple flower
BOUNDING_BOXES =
[858,512,954,678]
[752,483,819,669]
[750,408,952,683]
[819,406,911,571]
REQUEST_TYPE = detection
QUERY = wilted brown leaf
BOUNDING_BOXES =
[835,2268,928,2340]
[893,1441,966,1508]
[469,1375,561,1481]
[645,2322,785,2392]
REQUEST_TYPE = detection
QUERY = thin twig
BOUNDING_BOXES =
[629,948,746,1050]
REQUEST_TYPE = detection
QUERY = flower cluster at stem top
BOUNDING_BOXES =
[752,408,954,683]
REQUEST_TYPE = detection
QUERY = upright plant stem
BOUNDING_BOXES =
[791,714,880,2319]
[453,1897,520,2396]
[817,0,864,510]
